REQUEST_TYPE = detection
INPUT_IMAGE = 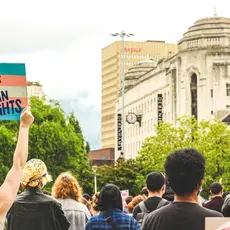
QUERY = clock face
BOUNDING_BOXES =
[126,113,137,124]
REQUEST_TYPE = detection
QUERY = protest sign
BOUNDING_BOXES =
[121,190,129,214]
[0,63,27,120]
[206,218,230,230]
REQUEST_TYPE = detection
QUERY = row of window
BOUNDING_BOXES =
[128,92,170,115]
[127,141,143,155]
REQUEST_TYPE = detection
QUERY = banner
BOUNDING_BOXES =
[157,94,163,124]
[117,113,122,151]
[0,63,27,120]
[205,218,230,230]
[121,190,129,214]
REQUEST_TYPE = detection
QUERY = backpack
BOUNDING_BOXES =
[136,198,168,227]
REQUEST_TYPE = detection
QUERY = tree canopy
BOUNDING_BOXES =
[0,96,93,193]
[137,117,230,198]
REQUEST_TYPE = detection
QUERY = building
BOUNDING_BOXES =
[27,81,44,98]
[115,16,230,160]
[88,148,115,166]
[102,40,178,149]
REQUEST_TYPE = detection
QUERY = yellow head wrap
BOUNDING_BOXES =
[21,159,52,189]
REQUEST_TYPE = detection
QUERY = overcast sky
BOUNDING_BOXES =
[0,0,229,149]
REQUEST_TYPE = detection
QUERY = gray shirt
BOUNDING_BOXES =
[57,199,91,230]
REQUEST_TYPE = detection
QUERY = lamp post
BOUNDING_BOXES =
[111,32,134,158]
[92,165,98,193]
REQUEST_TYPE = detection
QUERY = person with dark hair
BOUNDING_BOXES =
[133,172,169,226]
[83,193,91,201]
[140,187,148,198]
[142,148,223,230]
[203,182,224,213]
[125,196,133,206]
[86,184,140,230]
[162,180,174,201]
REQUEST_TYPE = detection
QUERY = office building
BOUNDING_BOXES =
[102,40,178,149]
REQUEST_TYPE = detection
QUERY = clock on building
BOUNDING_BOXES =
[126,113,137,124]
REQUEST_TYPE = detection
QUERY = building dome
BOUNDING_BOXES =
[178,16,230,51]
[124,60,157,91]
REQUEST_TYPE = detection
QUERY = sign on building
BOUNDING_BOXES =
[157,94,163,124]
[117,113,122,151]
[0,63,27,120]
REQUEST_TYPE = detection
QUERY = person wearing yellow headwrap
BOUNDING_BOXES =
[21,159,52,189]
[6,159,70,230]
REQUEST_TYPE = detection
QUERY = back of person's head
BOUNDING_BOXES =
[21,159,52,189]
[146,172,165,192]
[98,184,122,211]
[127,195,146,213]
[162,182,174,201]
[164,148,205,196]
[140,187,148,197]
[52,172,82,202]
[83,193,91,201]
[211,182,223,195]
[125,196,133,205]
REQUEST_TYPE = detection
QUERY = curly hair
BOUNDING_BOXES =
[127,195,146,213]
[52,172,82,202]
[164,148,205,196]
[92,192,100,211]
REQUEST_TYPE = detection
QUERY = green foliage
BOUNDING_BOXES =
[85,141,91,154]
[138,116,230,198]
[0,96,93,194]
[96,158,142,196]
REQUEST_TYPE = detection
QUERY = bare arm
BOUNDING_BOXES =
[0,107,34,222]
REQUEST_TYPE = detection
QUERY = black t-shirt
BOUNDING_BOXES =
[142,202,223,230]
[132,196,170,219]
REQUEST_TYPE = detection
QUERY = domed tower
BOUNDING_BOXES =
[124,60,157,91]
[178,17,230,52]
[176,16,230,121]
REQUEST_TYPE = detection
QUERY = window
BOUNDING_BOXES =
[226,83,230,96]
[211,89,213,98]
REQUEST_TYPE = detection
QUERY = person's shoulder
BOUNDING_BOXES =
[145,202,172,220]
[201,206,223,217]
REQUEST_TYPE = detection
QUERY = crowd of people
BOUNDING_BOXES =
[1,107,230,230]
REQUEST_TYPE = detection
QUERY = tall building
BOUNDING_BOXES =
[115,16,230,159]
[101,40,178,149]
[27,81,44,98]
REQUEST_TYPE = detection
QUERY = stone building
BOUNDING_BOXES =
[27,81,44,98]
[115,16,230,160]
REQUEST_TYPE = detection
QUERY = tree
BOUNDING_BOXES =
[0,96,93,194]
[137,116,230,198]
[85,141,91,154]
[96,158,142,196]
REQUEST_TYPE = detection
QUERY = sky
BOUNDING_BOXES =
[0,0,229,149]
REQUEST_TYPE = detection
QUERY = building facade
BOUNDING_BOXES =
[115,16,230,160]
[102,40,178,149]
[88,148,115,166]
[27,81,44,98]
